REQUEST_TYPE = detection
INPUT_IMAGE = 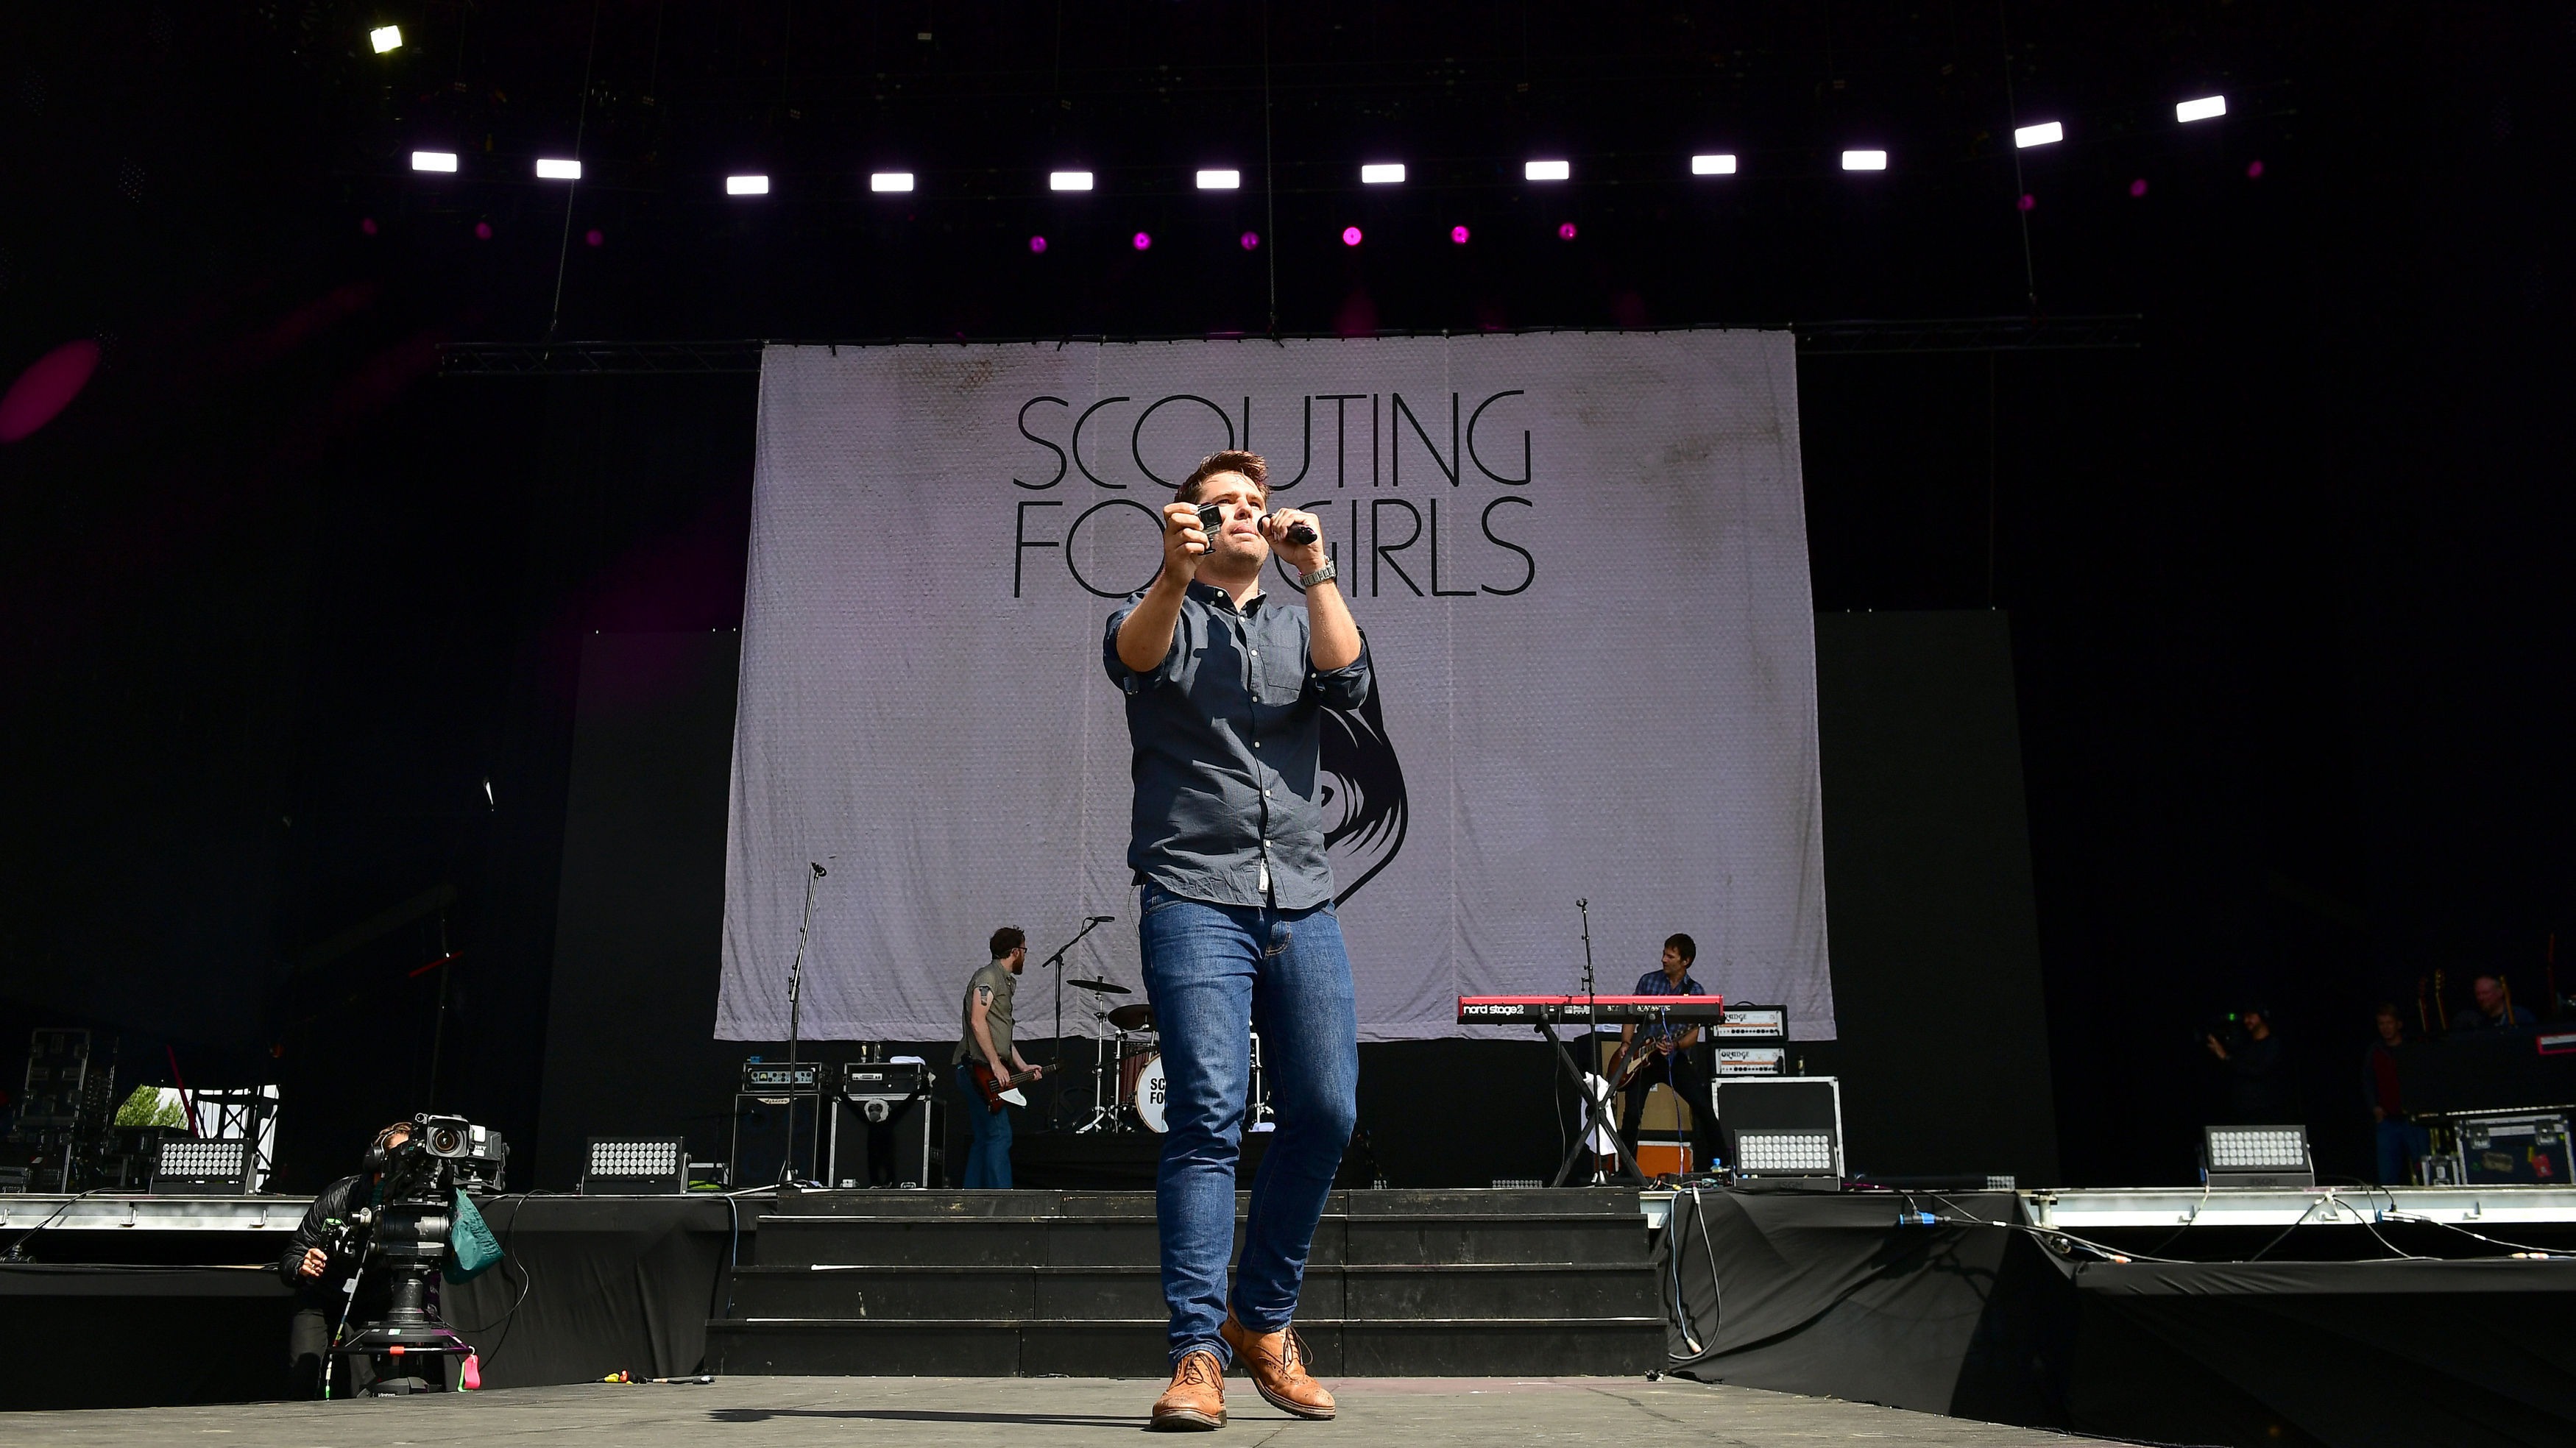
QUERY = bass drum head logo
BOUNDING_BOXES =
[1320,676,1406,904]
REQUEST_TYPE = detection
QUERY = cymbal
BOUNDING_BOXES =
[1108,1002,1156,1032]
[1067,978,1130,995]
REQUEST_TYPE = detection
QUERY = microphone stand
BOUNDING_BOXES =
[1037,915,1116,1132]
[780,861,826,1185]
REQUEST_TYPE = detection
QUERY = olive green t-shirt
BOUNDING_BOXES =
[952,959,1016,1065]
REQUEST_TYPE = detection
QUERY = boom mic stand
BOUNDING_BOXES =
[1038,915,1117,1131]
[779,859,828,1186]
[1546,898,1646,1188]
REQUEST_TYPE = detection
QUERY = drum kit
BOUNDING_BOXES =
[1064,978,1269,1135]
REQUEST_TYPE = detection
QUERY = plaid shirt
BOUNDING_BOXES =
[1630,968,1708,1043]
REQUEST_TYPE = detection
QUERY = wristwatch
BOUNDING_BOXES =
[1299,561,1339,589]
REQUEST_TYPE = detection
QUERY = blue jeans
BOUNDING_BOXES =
[954,1062,1014,1188]
[2375,1117,2430,1185]
[1140,883,1359,1367]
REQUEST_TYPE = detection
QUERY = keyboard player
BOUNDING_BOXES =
[1616,934,1718,1176]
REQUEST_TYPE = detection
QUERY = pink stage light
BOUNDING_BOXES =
[360,217,378,235]
[1341,226,1362,246]
[2129,178,2149,197]
[1132,232,1152,251]
[2246,159,2265,178]
[2017,193,2035,212]
[1557,222,1578,240]
[1239,230,1260,250]
[1029,235,1048,253]
[1451,225,1470,244]
[0,339,102,443]
[474,221,493,239]
[585,229,604,247]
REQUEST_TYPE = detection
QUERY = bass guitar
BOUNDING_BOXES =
[967,1061,1042,1114]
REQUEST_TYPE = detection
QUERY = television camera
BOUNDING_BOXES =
[328,1113,509,1396]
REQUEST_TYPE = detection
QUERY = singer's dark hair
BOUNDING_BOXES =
[990,926,1026,959]
[1178,450,1269,503]
[1663,933,1697,964]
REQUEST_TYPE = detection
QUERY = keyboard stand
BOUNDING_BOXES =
[1539,1012,1649,1188]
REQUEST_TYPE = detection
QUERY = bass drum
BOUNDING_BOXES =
[1134,1053,1169,1133]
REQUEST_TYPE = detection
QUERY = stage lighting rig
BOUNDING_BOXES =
[1360,163,1405,185]
[1195,169,1241,190]
[2014,121,2064,149]
[726,174,770,196]
[1048,170,1093,191]
[1691,154,1738,175]
[410,151,458,174]
[370,25,403,54]
[2176,95,2227,123]
[1524,160,1570,182]
[1841,149,1888,171]
[870,171,914,193]
[535,158,581,181]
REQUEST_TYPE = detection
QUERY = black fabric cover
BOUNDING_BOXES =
[441,1195,739,1388]
[1659,1186,2576,1448]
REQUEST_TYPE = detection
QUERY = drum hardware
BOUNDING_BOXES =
[1068,978,1131,995]
[1107,1003,1156,1032]
[1030,915,1119,1132]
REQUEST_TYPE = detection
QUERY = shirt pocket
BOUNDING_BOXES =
[1253,642,1306,706]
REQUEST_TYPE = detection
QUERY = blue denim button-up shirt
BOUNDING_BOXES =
[1103,580,1373,910]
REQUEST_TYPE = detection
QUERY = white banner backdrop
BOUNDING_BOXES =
[718,333,1834,1043]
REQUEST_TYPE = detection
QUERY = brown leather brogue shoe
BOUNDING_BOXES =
[1150,1348,1227,1431]
[1220,1311,1336,1419]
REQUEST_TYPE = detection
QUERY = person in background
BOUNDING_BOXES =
[2451,973,2537,1032]
[2204,1006,2297,1124]
[953,927,1042,1189]
[2365,1004,2430,1185]
[280,1121,414,1398]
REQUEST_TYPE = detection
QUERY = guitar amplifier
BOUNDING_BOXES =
[741,1060,827,1095]
[1713,1006,1787,1040]
[841,1061,928,1101]
[1713,1045,1788,1076]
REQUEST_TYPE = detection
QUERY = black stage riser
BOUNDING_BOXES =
[712,1186,1663,1378]
[707,1319,1663,1378]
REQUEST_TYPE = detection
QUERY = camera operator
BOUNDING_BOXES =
[277,1121,413,1398]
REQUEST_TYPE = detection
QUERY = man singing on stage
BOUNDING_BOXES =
[1105,450,1367,1430]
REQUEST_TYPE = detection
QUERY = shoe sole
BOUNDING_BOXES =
[1150,1408,1225,1430]
[1251,1383,1336,1421]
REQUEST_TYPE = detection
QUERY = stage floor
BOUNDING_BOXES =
[2,1374,2104,1446]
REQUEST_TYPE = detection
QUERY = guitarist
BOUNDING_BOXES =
[952,927,1043,1188]
[1613,934,1718,1178]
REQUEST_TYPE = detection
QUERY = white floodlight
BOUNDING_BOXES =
[1195,168,1242,190]
[1841,149,1888,171]
[869,171,915,193]
[1049,170,1094,191]
[2176,95,2227,123]
[535,158,581,181]
[2014,121,2064,149]
[1359,163,1406,185]
[409,151,459,174]
[726,174,770,196]
[370,25,403,54]
[1524,159,1570,182]
[1690,153,1738,176]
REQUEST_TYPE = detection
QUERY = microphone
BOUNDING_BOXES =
[810,862,829,879]
[1282,520,1317,546]
[1089,914,1117,923]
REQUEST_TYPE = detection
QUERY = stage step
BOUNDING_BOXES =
[707,1316,1666,1377]
[707,1188,1664,1377]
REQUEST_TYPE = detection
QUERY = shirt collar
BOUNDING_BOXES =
[1188,578,1264,614]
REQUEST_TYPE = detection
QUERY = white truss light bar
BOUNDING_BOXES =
[1524,159,1570,182]
[1359,163,1406,185]
[535,157,582,181]
[870,171,915,193]
[1841,149,1888,171]
[2176,95,2228,123]
[1691,153,1738,175]
[1049,170,1094,191]
[410,151,459,174]
[726,174,770,196]
[2014,121,2064,149]
[1195,169,1242,190]
[370,25,403,54]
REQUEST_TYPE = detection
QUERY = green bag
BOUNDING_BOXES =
[443,1189,504,1282]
